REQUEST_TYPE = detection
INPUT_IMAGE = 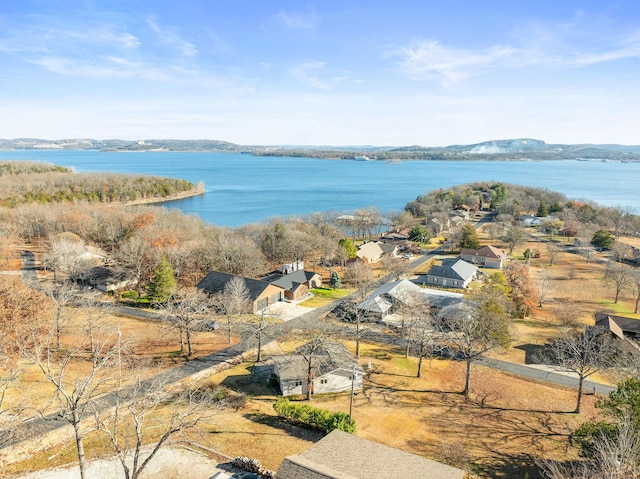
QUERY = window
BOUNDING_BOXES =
[293,380,302,387]
[320,379,328,384]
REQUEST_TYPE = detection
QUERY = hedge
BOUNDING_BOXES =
[273,397,356,433]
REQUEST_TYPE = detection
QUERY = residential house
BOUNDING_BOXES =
[595,312,640,351]
[520,214,543,227]
[77,266,133,292]
[357,279,423,321]
[197,271,284,313]
[377,242,399,257]
[427,216,450,236]
[261,269,323,301]
[80,245,109,264]
[425,258,477,288]
[271,342,364,397]
[380,228,410,241]
[357,279,464,323]
[356,241,384,263]
[276,429,465,479]
[460,245,507,269]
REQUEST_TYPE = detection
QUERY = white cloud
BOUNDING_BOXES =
[389,25,640,85]
[290,61,331,90]
[146,18,198,56]
[388,40,516,85]
[272,10,315,30]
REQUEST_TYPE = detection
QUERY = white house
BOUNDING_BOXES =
[271,342,364,397]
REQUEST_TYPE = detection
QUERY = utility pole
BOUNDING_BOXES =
[349,365,358,421]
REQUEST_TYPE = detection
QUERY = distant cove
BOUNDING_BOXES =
[2,150,639,227]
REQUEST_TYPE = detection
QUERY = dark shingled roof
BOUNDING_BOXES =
[197,271,281,301]
[595,312,640,336]
[276,429,465,479]
[272,342,364,381]
[261,270,320,291]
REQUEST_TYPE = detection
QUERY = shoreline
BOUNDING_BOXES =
[119,184,205,207]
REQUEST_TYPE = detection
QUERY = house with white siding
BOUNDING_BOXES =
[425,258,477,288]
[271,342,364,397]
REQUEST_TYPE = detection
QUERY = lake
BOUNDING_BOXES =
[1,150,639,227]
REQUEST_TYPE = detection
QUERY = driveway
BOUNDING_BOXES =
[262,299,314,322]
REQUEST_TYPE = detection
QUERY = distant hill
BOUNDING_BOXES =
[0,138,244,152]
[2,137,640,161]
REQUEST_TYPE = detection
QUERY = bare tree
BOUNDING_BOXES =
[539,412,640,478]
[503,225,526,255]
[296,328,333,401]
[40,281,82,349]
[93,375,219,479]
[164,287,214,357]
[536,266,553,308]
[45,238,90,282]
[409,305,437,378]
[547,242,561,266]
[606,265,633,304]
[22,317,122,479]
[115,235,158,300]
[544,326,618,413]
[380,255,407,281]
[435,285,512,396]
[243,307,277,363]
[632,271,640,314]
[342,261,374,358]
[215,277,250,343]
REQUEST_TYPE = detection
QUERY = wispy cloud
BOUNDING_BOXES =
[272,9,316,30]
[388,40,516,85]
[389,25,640,85]
[146,17,198,56]
[290,61,333,90]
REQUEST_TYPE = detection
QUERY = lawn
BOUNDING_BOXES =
[298,287,353,307]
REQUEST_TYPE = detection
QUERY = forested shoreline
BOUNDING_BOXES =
[0,161,200,207]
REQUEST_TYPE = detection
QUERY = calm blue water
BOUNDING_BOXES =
[1,150,639,227]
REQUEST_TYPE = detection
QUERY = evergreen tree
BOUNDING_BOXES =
[329,271,342,289]
[409,224,431,243]
[537,200,549,217]
[592,229,614,250]
[459,223,480,249]
[147,257,177,303]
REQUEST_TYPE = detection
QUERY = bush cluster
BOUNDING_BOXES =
[273,397,356,433]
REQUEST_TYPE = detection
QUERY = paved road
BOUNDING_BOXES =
[5,233,617,454]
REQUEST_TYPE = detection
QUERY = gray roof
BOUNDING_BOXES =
[276,429,465,479]
[427,258,477,282]
[272,342,364,381]
[197,271,281,301]
[595,313,640,335]
[261,270,320,291]
[357,279,422,313]
[357,281,464,314]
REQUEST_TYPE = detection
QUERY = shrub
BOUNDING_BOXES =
[273,397,356,433]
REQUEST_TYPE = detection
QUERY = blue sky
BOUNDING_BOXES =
[2,1,640,146]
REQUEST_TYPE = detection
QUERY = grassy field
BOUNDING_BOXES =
[5,339,601,478]
[4,224,638,478]
[298,287,353,307]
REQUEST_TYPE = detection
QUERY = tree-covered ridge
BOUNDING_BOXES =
[0,161,197,207]
[0,160,71,176]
